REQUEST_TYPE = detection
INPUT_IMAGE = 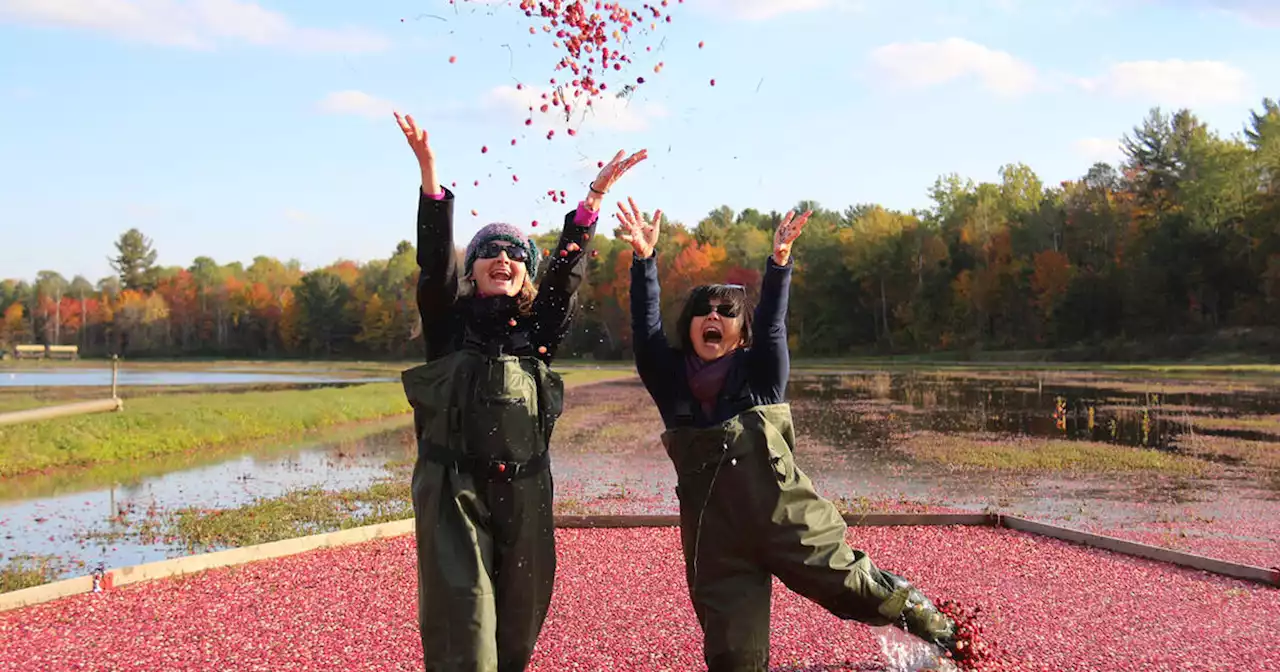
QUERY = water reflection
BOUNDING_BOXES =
[789,371,1280,452]
[0,421,414,580]
[0,368,393,388]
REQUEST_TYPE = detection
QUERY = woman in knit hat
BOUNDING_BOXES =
[394,109,646,672]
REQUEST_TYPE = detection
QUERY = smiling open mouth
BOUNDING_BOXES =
[702,326,723,344]
[489,267,512,282]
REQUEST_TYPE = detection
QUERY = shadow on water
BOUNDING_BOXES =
[0,419,416,581]
[788,370,1280,453]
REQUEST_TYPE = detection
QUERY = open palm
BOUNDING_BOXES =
[615,197,662,260]
[773,209,812,265]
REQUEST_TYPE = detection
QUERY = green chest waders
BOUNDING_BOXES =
[661,402,956,672]
[402,343,565,672]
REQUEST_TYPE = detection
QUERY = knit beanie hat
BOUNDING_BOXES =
[464,222,539,279]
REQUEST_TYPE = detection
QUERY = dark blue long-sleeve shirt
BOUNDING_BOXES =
[629,252,793,428]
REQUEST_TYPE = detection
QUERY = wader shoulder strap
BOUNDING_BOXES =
[672,365,700,427]
[528,358,563,445]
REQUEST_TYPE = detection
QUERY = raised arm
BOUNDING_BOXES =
[415,187,458,328]
[630,251,674,365]
[745,255,793,396]
[617,197,675,398]
[396,110,458,360]
[529,149,648,363]
[746,209,811,398]
[529,201,600,361]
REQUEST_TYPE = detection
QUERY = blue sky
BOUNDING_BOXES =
[1,0,1277,283]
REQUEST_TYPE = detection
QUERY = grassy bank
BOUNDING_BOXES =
[0,555,65,593]
[149,482,413,553]
[897,432,1217,476]
[0,369,633,478]
[76,471,415,554]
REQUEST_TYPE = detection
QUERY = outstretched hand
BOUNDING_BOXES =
[394,110,439,194]
[586,149,648,211]
[394,111,433,165]
[593,149,648,193]
[615,197,662,260]
[773,209,812,266]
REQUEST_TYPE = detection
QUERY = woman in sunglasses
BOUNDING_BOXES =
[394,110,646,671]
[615,198,961,671]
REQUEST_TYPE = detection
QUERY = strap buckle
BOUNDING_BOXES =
[486,459,524,483]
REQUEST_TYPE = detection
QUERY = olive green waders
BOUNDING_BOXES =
[662,403,955,672]
[402,348,565,672]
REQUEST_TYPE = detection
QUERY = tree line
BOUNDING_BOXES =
[3,100,1279,361]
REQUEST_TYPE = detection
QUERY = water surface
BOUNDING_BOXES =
[0,368,393,388]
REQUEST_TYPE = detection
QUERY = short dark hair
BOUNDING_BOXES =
[676,284,753,353]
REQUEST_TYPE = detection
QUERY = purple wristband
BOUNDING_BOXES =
[423,186,444,200]
[574,201,598,227]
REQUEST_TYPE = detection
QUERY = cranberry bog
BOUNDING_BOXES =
[3,367,1279,670]
[2,524,1277,671]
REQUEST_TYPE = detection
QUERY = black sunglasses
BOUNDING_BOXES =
[689,283,746,318]
[476,240,527,262]
[690,301,740,318]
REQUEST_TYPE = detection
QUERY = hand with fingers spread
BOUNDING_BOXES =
[585,149,648,211]
[615,197,662,260]
[393,110,440,196]
[773,209,812,266]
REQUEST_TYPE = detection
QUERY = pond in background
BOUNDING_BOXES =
[0,368,394,388]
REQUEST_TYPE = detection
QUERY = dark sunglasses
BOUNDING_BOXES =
[476,240,527,262]
[690,301,740,318]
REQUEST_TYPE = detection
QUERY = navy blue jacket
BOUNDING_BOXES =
[629,252,793,428]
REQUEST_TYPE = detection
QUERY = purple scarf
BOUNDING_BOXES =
[685,353,735,417]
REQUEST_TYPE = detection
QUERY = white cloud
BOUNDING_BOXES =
[482,85,668,133]
[0,0,389,52]
[694,0,863,20]
[1073,137,1123,164]
[1077,59,1250,106]
[317,90,396,119]
[868,38,1039,97]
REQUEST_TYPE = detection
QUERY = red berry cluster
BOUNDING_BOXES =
[424,2,695,216]
[935,601,1018,671]
[482,0,682,126]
